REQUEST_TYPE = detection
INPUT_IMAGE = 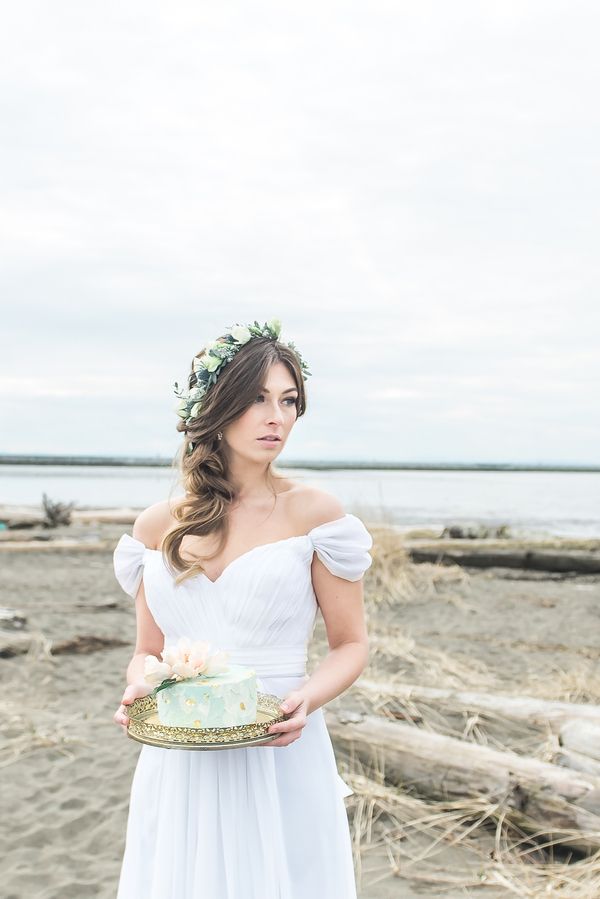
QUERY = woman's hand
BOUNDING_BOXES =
[265,690,309,747]
[113,682,154,733]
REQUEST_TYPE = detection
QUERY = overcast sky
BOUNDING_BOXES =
[1,1,599,464]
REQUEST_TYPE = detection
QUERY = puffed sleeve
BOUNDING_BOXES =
[113,533,147,598]
[308,513,373,581]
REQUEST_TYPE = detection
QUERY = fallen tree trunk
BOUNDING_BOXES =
[559,721,600,762]
[0,609,27,630]
[0,629,50,658]
[555,748,600,778]
[0,540,111,552]
[325,707,600,852]
[406,546,600,574]
[355,679,600,729]
[51,635,130,654]
[71,508,139,523]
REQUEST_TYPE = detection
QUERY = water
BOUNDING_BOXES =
[1,464,599,539]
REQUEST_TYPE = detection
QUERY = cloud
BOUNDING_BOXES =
[1,2,598,464]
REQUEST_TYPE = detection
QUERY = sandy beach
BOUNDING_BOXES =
[1,512,600,897]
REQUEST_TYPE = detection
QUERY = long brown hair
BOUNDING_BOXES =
[163,334,308,585]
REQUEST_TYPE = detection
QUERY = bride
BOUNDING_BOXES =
[112,319,373,898]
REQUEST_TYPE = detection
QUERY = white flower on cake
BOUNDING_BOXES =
[143,637,230,693]
[143,654,173,687]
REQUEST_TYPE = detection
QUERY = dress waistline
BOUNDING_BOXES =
[225,643,308,678]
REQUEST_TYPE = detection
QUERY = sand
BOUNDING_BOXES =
[1,516,599,897]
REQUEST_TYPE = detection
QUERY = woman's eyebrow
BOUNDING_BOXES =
[259,387,298,394]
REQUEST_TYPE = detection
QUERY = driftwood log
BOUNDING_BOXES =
[559,721,600,761]
[555,721,600,776]
[555,748,600,778]
[405,545,600,574]
[356,680,600,781]
[356,679,600,729]
[325,708,600,852]
[0,630,49,658]
[0,540,111,552]
[0,609,27,630]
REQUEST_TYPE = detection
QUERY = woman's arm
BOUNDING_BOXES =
[295,554,369,716]
[266,491,369,746]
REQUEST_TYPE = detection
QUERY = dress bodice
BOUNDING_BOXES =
[112,513,373,678]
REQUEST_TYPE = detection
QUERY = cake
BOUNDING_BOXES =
[155,665,258,729]
[143,637,258,729]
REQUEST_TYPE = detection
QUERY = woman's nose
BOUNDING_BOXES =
[266,403,284,422]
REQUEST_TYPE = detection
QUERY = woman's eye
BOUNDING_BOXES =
[255,395,297,405]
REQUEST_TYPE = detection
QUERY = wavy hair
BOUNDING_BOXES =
[163,335,308,585]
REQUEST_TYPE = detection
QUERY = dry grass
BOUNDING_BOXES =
[366,630,499,693]
[341,757,600,897]
[363,524,472,609]
[351,682,550,759]
[524,664,600,706]
[340,759,600,899]
[343,525,600,894]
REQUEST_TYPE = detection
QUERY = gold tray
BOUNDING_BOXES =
[126,690,288,750]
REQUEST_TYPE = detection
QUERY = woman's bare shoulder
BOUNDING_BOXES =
[285,484,345,533]
[132,499,179,550]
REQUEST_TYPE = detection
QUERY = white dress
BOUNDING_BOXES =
[112,512,373,899]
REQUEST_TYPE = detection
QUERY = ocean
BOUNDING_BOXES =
[1,464,599,539]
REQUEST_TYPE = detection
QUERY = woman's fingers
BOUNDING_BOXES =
[267,725,305,747]
[267,708,307,746]
[114,682,154,731]
[113,701,131,732]
[267,691,308,742]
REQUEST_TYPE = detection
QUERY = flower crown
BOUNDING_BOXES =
[173,318,311,426]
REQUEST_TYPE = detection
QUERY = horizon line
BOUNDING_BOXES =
[0,453,598,473]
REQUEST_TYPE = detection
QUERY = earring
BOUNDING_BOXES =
[217,432,223,440]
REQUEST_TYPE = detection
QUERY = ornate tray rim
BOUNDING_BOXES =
[126,690,287,750]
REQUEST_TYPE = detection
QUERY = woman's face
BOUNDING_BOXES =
[222,361,299,461]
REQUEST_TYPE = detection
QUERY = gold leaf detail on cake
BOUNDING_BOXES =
[194,720,201,727]
[240,702,246,710]
[185,697,197,706]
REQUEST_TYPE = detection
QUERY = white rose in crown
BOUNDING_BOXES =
[200,353,222,373]
[174,398,189,418]
[143,637,230,691]
[228,325,252,344]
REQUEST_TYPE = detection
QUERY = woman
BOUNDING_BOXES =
[112,319,373,898]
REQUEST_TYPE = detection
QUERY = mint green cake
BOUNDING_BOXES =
[155,664,258,729]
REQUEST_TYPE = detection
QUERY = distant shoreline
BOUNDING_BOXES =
[0,454,598,473]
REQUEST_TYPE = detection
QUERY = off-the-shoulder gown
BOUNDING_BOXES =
[112,513,373,899]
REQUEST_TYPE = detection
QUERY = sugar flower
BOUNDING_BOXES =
[143,637,231,695]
